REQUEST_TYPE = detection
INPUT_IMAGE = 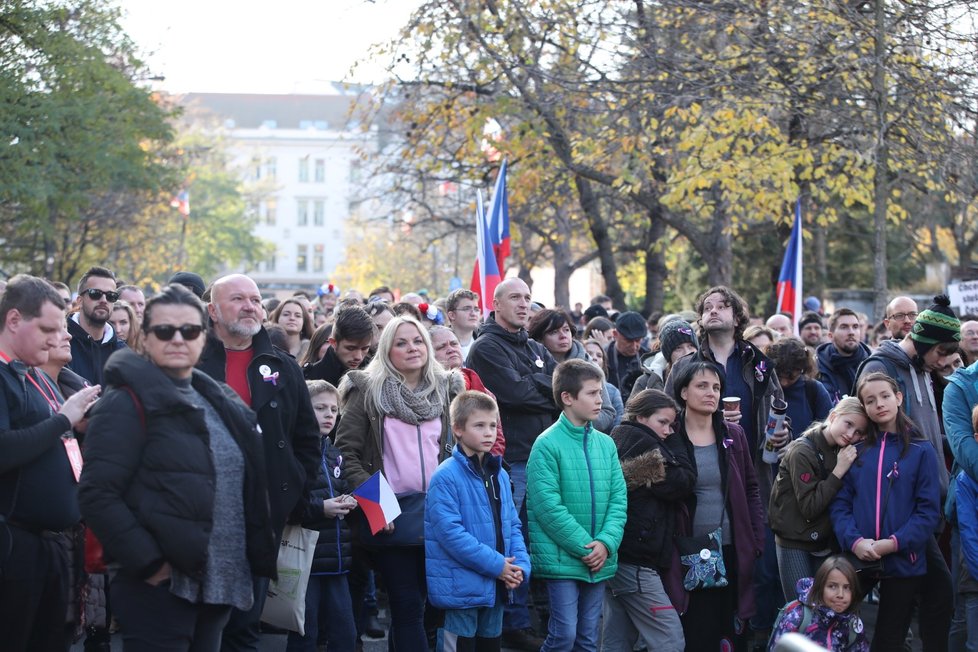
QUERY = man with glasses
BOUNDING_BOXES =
[446,288,482,360]
[197,274,321,652]
[67,266,127,385]
[883,296,919,341]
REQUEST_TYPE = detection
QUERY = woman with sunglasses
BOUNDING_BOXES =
[79,284,277,651]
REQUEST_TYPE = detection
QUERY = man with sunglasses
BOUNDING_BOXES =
[67,266,127,386]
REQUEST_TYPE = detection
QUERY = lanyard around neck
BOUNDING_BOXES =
[0,350,62,413]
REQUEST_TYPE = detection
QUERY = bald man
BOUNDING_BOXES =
[765,313,793,339]
[883,296,919,341]
[465,278,556,649]
[959,319,978,366]
[197,274,321,652]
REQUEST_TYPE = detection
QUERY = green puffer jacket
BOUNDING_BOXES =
[526,413,627,582]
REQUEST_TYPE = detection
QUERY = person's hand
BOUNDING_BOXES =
[591,330,612,347]
[769,424,791,449]
[832,445,859,478]
[381,522,395,534]
[323,495,356,519]
[145,561,172,586]
[59,385,101,427]
[853,538,880,562]
[498,556,524,589]
[722,407,742,424]
[870,538,896,557]
[582,541,609,572]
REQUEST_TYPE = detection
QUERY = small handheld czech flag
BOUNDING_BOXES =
[351,471,401,534]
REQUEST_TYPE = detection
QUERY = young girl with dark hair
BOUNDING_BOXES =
[829,371,951,651]
[603,389,695,652]
[768,556,870,652]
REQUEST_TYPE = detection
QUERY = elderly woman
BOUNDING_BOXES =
[335,316,464,650]
[79,285,277,651]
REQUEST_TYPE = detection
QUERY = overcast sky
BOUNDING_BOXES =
[116,0,419,93]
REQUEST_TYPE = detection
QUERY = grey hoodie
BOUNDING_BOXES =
[859,339,949,497]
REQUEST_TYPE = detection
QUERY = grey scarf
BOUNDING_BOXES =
[379,377,443,425]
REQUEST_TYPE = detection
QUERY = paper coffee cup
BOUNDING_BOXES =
[722,397,741,412]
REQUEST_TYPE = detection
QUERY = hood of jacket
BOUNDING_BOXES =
[481,313,530,346]
[870,339,932,412]
[816,340,871,375]
[104,347,227,414]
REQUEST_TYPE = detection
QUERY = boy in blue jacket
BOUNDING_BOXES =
[425,391,530,651]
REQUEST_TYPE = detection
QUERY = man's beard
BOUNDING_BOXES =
[215,304,260,338]
[84,306,109,328]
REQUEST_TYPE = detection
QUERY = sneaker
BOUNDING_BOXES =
[501,628,546,651]
[364,614,385,639]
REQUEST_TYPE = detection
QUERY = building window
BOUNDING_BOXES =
[349,159,362,183]
[297,200,308,226]
[265,157,277,180]
[298,158,309,183]
[265,254,276,272]
[265,199,277,226]
[314,159,325,183]
[313,244,324,273]
[313,200,325,226]
[296,245,308,272]
[252,157,262,181]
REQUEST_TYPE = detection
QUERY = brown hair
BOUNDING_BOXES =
[807,556,861,614]
[695,285,750,341]
[450,390,498,430]
[269,298,314,340]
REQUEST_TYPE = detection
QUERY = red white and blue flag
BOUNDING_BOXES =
[170,190,190,218]
[351,471,401,535]
[471,191,502,319]
[775,200,803,334]
[486,159,510,274]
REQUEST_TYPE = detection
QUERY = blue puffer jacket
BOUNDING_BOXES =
[425,446,530,610]
[829,431,940,577]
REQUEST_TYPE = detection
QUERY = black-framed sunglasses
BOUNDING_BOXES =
[145,324,205,341]
[83,288,120,302]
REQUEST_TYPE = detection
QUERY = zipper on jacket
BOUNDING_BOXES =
[417,425,427,491]
[583,424,597,578]
[322,449,344,573]
[875,435,887,539]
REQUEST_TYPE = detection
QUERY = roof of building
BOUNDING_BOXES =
[178,89,375,131]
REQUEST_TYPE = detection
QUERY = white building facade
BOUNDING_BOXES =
[181,90,383,292]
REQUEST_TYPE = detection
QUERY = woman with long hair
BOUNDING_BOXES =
[334,316,464,650]
[668,361,765,650]
[269,297,314,359]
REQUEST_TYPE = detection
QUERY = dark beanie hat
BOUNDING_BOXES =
[168,271,206,299]
[910,294,960,355]
[658,319,698,362]
[583,303,609,322]
[798,311,823,329]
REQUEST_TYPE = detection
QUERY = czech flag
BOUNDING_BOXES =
[486,159,510,274]
[351,472,401,535]
[470,191,502,319]
[170,190,190,218]
[775,200,803,334]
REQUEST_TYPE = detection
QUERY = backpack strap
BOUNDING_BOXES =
[120,385,146,429]
[804,378,819,416]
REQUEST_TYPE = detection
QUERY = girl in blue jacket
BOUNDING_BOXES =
[829,371,949,651]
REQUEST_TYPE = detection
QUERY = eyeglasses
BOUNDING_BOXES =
[887,311,918,322]
[146,324,204,341]
[83,289,120,302]
[452,306,480,313]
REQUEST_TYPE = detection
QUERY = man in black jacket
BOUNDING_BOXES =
[67,266,126,385]
[815,308,870,403]
[302,304,373,385]
[465,277,557,650]
[0,275,101,650]
[197,273,321,652]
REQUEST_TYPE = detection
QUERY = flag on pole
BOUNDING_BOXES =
[486,159,510,274]
[470,191,501,319]
[170,190,190,218]
[775,200,803,334]
[351,471,401,535]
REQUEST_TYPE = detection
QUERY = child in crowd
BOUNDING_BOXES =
[769,397,867,600]
[768,556,870,652]
[953,405,978,651]
[425,391,530,651]
[287,381,358,652]
[526,359,627,652]
[829,371,949,651]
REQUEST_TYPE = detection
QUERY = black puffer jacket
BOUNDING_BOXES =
[79,349,277,581]
[304,437,352,575]
[611,420,696,570]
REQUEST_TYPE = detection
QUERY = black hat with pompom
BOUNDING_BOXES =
[910,294,960,355]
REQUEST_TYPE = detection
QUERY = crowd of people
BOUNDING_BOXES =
[3,265,978,652]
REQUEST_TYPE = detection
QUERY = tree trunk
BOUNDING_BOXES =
[644,213,667,314]
[814,219,827,299]
[871,0,890,321]
[705,187,733,286]
[574,174,625,308]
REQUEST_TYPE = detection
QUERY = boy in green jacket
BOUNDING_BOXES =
[527,358,627,652]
